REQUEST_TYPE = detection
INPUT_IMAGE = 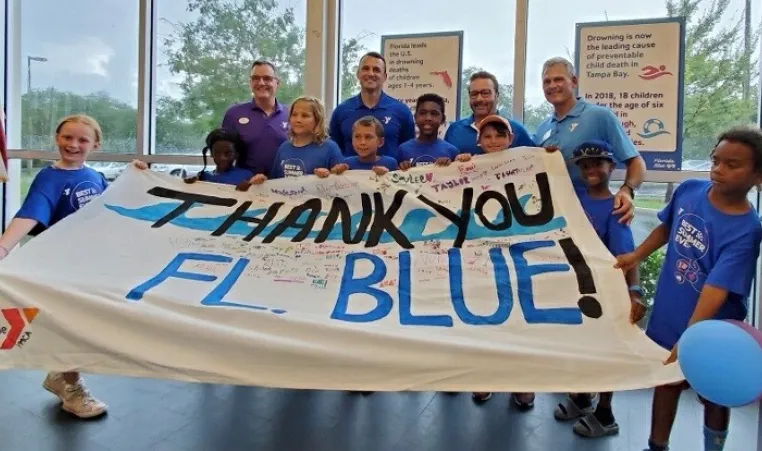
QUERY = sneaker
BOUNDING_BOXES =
[42,372,68,400]
[61,382,107,419]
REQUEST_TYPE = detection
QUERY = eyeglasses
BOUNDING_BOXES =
[251,75,277,83]
[469,89,493,99]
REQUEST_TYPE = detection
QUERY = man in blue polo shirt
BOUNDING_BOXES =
[444,71,535,155]
[534,57,646,224]
[329,52,416,161]
[221,60,289,178]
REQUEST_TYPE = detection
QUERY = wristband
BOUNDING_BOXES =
[621,183,636,199]
[628,284,644,297]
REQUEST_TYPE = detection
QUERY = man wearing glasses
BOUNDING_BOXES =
[221,60,288,177]
[444,71,535,155]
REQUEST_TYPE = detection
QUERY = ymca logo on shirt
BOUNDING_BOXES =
[569,123,579,132]
[383,116,392,124]
[282,158,306,177]
[68,181,104,210]
[412,155,437,167]
[672,213,709,291]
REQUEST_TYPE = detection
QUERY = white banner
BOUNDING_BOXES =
[0,149,681,392]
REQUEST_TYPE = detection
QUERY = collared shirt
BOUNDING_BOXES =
[533,98,639,187]
[443,113,535,156]
[221,99,289,177]
[329,92,416,161]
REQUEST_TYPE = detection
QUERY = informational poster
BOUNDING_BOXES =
[381,31,464,137]
[576,18,685,171]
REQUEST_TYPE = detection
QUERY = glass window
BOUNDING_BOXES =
[339,0,518,119]
[18,0,139,154]
[525,0,760,167]
[154,0,307,155]
[151,163,207,179]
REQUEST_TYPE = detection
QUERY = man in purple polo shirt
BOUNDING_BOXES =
[221,60,289,177]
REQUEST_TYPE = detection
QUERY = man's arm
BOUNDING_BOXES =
[400,108,416,144]
[328,107,345,153]
[221,107,234,129]
[617,155,646,202]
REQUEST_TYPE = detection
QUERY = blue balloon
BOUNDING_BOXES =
[678,320,762,407]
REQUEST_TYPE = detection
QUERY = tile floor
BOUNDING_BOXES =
[0,369,757,451]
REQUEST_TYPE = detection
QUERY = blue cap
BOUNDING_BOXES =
[571,140,615,164]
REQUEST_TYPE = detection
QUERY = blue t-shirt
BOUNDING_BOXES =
[344,155,399,171]
[398,139,459,167]
[15,165,109,234]
[270,139,344,179]
[533,99,639,188]
[578,191,635,257]
[329,92,416,160]
[646,180,762,350]
[198,167,253,186]
[443,113,535,155]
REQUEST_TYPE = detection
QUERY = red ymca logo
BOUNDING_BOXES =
[0,308,38,350]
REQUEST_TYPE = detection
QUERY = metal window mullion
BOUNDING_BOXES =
[135,0,154,157]
[323,0,338,116]
[304,0,327,100]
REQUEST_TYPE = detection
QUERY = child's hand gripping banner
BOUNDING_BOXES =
[0,148,682,391]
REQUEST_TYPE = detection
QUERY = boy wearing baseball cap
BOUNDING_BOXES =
[553,140,645,438]
[455,114,515,164]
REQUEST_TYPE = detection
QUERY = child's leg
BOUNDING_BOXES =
[572,392,620,438]
[703,399,730,451]
[647,383,684,450]
[594,392,615,425]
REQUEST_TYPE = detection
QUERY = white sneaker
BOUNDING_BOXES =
[42,372,68,400]
[61,381,107,419]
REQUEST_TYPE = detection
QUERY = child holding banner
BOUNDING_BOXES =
[0,114,108,418]
[615,127,762,451]
[250,96,343,184]
[551,140,646,438]
[455,115,514,166]
[398,94,459,169]
[330,116,398,175]
[475,114,514,154]
[185,128,253,189]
